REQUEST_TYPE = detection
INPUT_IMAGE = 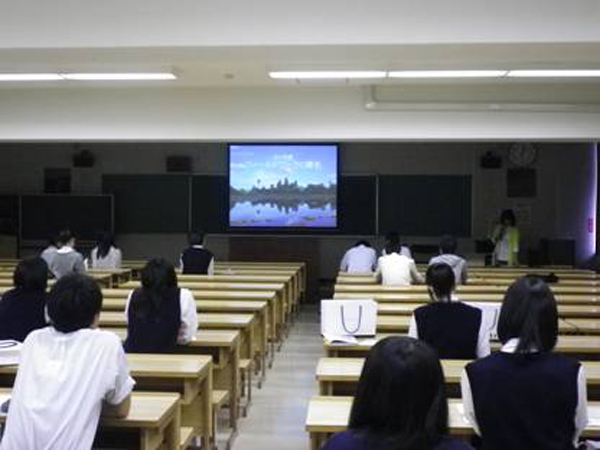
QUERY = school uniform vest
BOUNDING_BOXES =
[124,288,181,353]
[181,247,213,275]
[414,302,481,359]
[466,352,580,450]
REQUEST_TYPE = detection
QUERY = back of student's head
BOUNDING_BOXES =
[56,229,74,246]
[133,258,178,316]
[439,235,457,255]
[13,257,48,292]
[188,232,205,247]
[497,276,558,353]
[46,273,102,333]
[385,241,401,255]
[426,263,455,301]
[349,336,448,450]
[96,231,115,259]
[355,240,371,248]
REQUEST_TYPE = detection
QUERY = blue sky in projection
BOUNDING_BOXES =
[230,145,337,190]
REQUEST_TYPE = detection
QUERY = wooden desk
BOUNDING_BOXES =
[0,388,182,450]
[316,358,600,398]
[334,292,600,306]
[336,275,599,287]
[111,328,241,431]
[305,397,600,450]
[324,334,600,359]
[375,315,600,335]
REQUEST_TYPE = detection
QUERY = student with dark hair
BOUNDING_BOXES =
[90,231,122,270]
[0,257,48,342]
[180,231,215,275]
[1,274,134,449]
[40,235,58,267]
[323,336,472,450]
[376,242,424,286]
[49,229,86,279]
[340,240,377,273]
[382,231,412,258]
[491,209,519,266]
[408,264,489,359]
[124,258,198,353]
[461,276,587,450]
[429,235,467,285]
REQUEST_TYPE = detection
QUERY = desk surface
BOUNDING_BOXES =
[100,311,253,329]
[110,328,239,349]
[335,284,599,295]
[0,388,180,428]
[305,397,600,436]
[102,288,276,301]
[102,298,268,313]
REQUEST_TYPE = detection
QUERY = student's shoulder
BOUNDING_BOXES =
[83,328,123,349]
[323,431,364,450]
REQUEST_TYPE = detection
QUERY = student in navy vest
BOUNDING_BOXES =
[461,276,588,450]
[408,263,490,359]
[180,231,215,275]
[323,336,473,450]
[0,257,48,342]
[124,258,198,353]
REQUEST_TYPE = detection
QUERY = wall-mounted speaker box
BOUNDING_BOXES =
[480,151,502,169]
[166,156,192,173]
[72,150,95,168]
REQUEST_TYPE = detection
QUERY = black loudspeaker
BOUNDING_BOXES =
[480,151,502,169]
[73,150,95,168]
[166,156,192,173]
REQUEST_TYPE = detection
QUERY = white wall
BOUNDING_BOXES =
[0,142,594,273]
[0,88,599,141]
[1,0,599,48]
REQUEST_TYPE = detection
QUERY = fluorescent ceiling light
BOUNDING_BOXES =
[507,70,600,78]
[269,71,387,79]
[0,73,63,81]
[389,70,507,78]
[62,73,176,80]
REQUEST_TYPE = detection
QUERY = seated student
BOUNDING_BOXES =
[381,231,412,258]
[408,263,489,359]
[461,276,587,450]
[376,242,424,286]
[0,257,48,342]
[180,231,214,275]
[40,236,58,267]
[124,258,198,353]
[340,240,377,273]
[49,229,86,279]
[0,274,135,449]
[429,235,468,285]
[90,232,122,270]
[323,336,472,450]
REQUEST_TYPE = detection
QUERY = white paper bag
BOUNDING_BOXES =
[0,340,22,366]
[466,302,501,340]
[321,299,377,339]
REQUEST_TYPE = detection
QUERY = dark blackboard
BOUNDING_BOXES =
[0,195,19,235]
[378,175,472,237]
[191,176,228,233]
[338,176,377,234]
[21,195,113,240]
[103,175,189,233]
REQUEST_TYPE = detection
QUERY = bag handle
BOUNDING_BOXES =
[340,305,363,334]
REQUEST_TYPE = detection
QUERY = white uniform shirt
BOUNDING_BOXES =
[90,246,122,270]
[407,296,490,358]
[376,253,424,286]
[0,327,135,450]
[340,245,377,273]
[124,288,198,344]
[460,338,588,446]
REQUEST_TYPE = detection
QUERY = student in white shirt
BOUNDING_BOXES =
[461,276,587,450]
[90,232,122,270]
[180,232,215,275]
[39,237,58,267]
[376,243,424,286]
[340,240,377,273]
[124,258,198,353]
[408,263,489,359]
[0,273,135,450]
[428,235,468,285]
[49,229,86,279]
